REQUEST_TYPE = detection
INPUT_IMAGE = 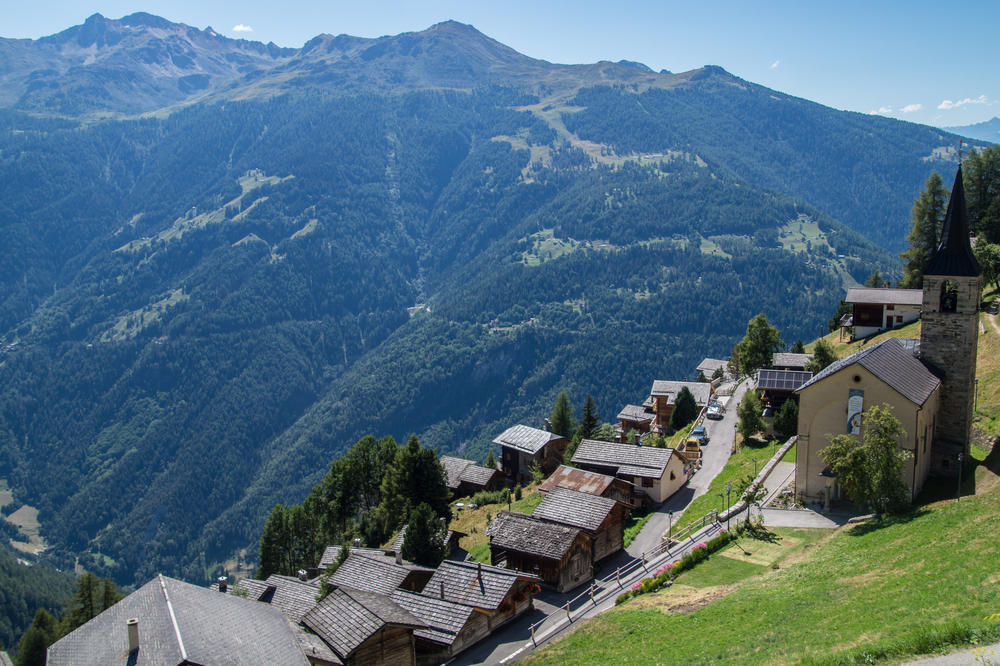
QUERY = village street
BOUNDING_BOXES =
[454,378,751,665]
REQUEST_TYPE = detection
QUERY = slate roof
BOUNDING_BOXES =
[570,439,675,479]
[390,590,476,647]
[258,575,320,623]
[696,358,728,374]
[486,511,583,561]
[0,651,13,666]
[616,404,654,422]
[440,455,501,489]
[925,166,980,277]
[537,465,623,496]
[317,545,394,570]
[771,352,814,369]
[532,486,618,532]
[233,577,271,601]
[290,624,342,665]
[649,380,712,406]
[329,552,424,595]
[493,424,562,454]
[795,338,940,406]
[421,559,538,611]
[757,369,813,391]
[46,574,308,665]
[845,287,924,306]
[302,587,424,660]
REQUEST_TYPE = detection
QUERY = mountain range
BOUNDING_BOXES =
[0,13,978,584]
[946,116,1000,144]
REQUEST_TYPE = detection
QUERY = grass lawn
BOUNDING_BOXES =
[451,483,543,563]
[671,438,784,535]
[526,448,1000,665]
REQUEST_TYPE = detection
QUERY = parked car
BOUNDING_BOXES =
[691,426,708,444]
[706,402,724,420]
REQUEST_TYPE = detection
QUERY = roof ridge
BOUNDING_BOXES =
[158,574,188,662]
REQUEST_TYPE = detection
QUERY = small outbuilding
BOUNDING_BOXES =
[493,424,568,483]
[846,287,923,338]
[440,455,504,497]
[420,560,539,631]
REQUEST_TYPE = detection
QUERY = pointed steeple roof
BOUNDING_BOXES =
[925,166,980,277]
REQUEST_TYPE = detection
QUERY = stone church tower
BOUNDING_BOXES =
[919,166,981,474]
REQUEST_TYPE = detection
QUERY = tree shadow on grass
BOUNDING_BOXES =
[740,522,780,544]
[845,508,930,537]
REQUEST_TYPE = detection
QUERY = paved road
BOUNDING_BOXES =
[458,380,752,664]
[627,379,749,556]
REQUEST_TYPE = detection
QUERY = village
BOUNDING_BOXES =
[38,167,990,665]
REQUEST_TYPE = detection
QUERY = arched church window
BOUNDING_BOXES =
[940,280,958,312]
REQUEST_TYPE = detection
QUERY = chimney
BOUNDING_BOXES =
[439,581,445,600]
[395,551,402,565]
[217,576,228,593]
[127,618,139,653]
[297,569,308,581]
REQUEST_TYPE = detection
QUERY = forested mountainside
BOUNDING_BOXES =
[0,14,969,585]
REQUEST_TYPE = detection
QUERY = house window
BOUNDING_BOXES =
[896,315,903,323]
[642,477,653,488]
[670,471,676,481]
[886,304,895,310]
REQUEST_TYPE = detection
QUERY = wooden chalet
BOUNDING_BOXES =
[771,352,814,371]
[493,424,567,483]
[756,368,813,414]
[532,486,627,561]
[538,464,636,507]
[420,560,539,631]
[391,590,488,665]
[570,439,687,505]
[486,511,593,593]
[696,357,728,379]
[235,574,322,623]
[440,455,504,497]
[648,380,713,434]
[846,287,923,338]
[303,587,424,666]
[615,403,655,442]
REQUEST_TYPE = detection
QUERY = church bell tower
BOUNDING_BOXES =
[919,166,981,473]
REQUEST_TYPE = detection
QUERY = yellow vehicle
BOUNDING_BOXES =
[684,437,700,454]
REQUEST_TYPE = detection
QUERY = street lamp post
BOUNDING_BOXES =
[733,423,738,453]
[667,510,674,542]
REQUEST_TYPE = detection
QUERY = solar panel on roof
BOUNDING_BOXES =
[757,369,812,391]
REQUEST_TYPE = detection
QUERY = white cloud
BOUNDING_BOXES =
[769,60,780,69]
[901,103,923,113]
[938,94,988,110]
[232,24,253,33]
[869,105,893,115]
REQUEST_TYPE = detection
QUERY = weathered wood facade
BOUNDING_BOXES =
[487,511,594,593]
[494,424,567,483]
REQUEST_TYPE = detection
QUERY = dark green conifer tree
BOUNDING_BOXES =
[579,394,600,440]
[550,391,575,438]
[400,503,447,567]
[670,387,698,432]
[900,172,948,288]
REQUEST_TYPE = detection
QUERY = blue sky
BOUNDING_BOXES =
[6,0,998,128]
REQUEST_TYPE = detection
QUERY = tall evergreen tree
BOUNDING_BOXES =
[900,172,948,288]
[670,387,698,432]
[258,504,290,579]
[790,339,806,354]
[378,435,451,537]
[400,503,447,567]
[864,270,884,287]
[579,394,600,439]
[14,609,59,666]
[550,391,575,438]
[483,447,497,469]
[964,145,1000,243]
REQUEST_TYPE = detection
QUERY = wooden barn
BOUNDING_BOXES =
[440,455,504,498]
[532,486,627,561]
[420,560,539,632]
[493,424,568,483]
[486,511,593,593]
